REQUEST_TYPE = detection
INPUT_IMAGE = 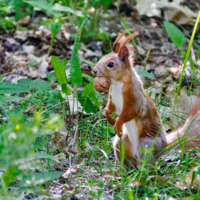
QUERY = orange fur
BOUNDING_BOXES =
[93,32,200,169]
[113,31,127,53]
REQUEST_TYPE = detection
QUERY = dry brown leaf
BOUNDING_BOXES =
[38,55,49,73]
[176,167,200,188]
[60,28,70,40]
[6,38,19,45]
[62,164,86,179]
[135,0,197,25]
[169,63,200,80]
[169,63,191,80]
[105,171,121,177]
[15,30,28,41]
[168,88,199,128]
[154,56,167,64]
[17,15,31,25]
[62,165,78,179]
[154,65,168,78]
[52,126,78,155]
[52,126,68,149]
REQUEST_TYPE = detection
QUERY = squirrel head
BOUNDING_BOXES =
[93,31,139,81]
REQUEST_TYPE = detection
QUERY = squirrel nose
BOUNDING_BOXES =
[93,69,97,74]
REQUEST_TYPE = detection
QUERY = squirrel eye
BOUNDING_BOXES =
[107,62,114,68]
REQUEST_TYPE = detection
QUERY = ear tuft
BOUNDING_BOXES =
[120,31,139,47]
[113,43,120,53]
[119,46,129,59]
[112,31,127,53]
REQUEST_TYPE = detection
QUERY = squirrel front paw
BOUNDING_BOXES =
[105,109,116,126]
[114,121,123,138]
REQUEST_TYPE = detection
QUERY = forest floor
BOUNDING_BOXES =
[1,1,200,199]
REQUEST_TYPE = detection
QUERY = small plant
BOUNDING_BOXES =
[0,111,63,197]
[51,18,101,125]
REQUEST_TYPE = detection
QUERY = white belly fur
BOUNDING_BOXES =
[111,81,139,156]
[123,120,138,155]
[111,81,123,115]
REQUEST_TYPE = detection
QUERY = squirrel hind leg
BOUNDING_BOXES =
[113,134,139,169]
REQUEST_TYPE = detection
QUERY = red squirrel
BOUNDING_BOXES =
[93,31,200,169]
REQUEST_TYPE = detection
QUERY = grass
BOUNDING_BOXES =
[1,1,200,199]
[0,81,200,199]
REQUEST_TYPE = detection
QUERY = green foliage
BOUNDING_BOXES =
[78,93,98,113]
[0,77,63,197]
[80,58,95,66]
[50,22,61,39]
[174,11,200,111]
[70,18,87,86]
[0,112,62,191]
[5,1,200,199]
[17,78,52,91]
[82,82,94,97]
[51,56,68,85]
[20,171,63,187]
[0,0,114,45]
[0,96,22,102]
[28,60,39,67]
[0,0,33,31]
[51,56,71,95]
[62,58,68,66]
[48,22,61,56]
[92,0,114,12]
[0,82,30,94]
[51,3,83,17]
[164,21,186,48]
[137,71,155,79]
[0,78,60,125]
[23,0,58,17]
[89,90,100,107]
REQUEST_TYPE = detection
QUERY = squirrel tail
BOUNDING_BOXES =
[166,96,200,149]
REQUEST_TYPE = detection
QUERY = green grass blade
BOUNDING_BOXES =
[176,12,200,94]
[70,18,87,86]
[173,11,200,123]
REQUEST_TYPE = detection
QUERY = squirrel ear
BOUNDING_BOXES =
[118,46,129,61]
[113,31,127,53]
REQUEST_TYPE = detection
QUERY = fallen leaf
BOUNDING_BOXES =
[168,88,200,128]
[135,0,197,25]
[23,45,35,54]
[105,170,121,177]
[17,15,31,25]
[15,30,28,41]
[52,125,78,155]
[176,166,200,187]
[6,38,19,45]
